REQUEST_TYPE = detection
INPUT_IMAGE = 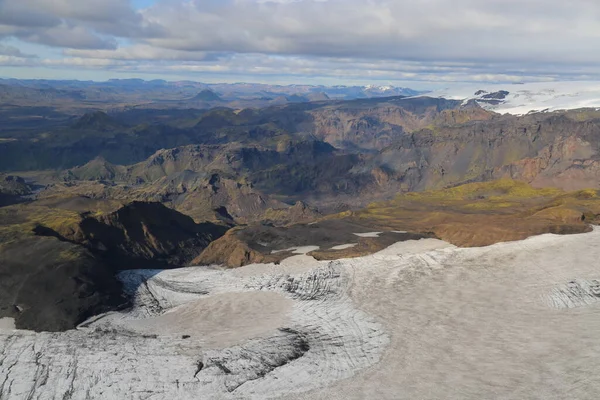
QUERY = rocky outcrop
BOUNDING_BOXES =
[191,90,222,102]
[0,199,229,331]
[0,175,33,206]
[0,236,126,331]
[122,172,286,224]
[0,175,32,195]
[193,219,434,268]
[262,201,322,226]
[371,112,600,192]
[192,228,278,267]
[309,97,493,151]
[72,111,125,131]
[492,135,598,190]
[63,157,128,181]
[44,201,230,268]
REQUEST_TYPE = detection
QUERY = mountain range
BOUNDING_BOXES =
[3,79,600,332]
[0,78,422,112]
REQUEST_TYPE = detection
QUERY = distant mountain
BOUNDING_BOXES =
[305,92,330,101]
[72,111,125,131]
[191,89,222,102]
[63,156,127,181]
[313,85,422,100]
[362,84,420,98]
[0,78,425,110]
[286,94,309,103]
[0,83,85,104]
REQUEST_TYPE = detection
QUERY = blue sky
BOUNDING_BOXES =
[131,0,156,9]
[0,0,599,87]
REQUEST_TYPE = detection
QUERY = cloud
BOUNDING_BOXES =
[0,55,35,66]
[0,0,60,28]
[135,0,600,65]
[0,0,138,26]
[0,43,36,58]
[20,24,118,50]
[0,0,157,49]
[1,0,600,83]
[64,45,218,61]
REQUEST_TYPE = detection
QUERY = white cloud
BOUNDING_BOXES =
[0,43,35,57]
[64,45,215,61]
[139,0,600,64]
[1,0,600,83]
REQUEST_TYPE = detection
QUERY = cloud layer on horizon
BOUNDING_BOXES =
[0,0,598,84]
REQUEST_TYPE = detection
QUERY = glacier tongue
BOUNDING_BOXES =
[0,260,388,400]
[4,229,600,399]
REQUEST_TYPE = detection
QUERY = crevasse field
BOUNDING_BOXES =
[2,228,600,399]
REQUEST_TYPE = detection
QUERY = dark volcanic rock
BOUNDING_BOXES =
[191,90,222,102]
[34,201,230,269]
[0,175,32,196]
[0,236,126,332]
[82,202,229,268]
[0,174,33,207]
[0,200,229,331]
[73,111,125,131]
[481,90,509,100]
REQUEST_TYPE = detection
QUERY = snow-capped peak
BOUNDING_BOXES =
[365,84,395,91]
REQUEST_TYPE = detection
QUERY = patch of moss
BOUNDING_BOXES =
[58,248,82,261]
[401,179,563,203]
[340,179,600,247]
[565,109,600,122]
[30,208,81,236]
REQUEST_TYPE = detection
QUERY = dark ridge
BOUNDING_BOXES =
[72,111,124,130]
[191,90,222,102]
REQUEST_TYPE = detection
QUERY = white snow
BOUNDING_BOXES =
[330,243,358,250]
[272,245,320,255]
[353,232,382,238]
[290,245,319,254]
[4,227,600,399]
[422,81,600,115]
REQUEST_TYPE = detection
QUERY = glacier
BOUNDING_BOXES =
[423,81,600,115]
[3,228,600,399]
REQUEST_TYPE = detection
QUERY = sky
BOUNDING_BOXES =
[0,0,599,88]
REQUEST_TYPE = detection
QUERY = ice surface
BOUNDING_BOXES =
[1,256,387,399]
[0,318,15,331]
[272,245,320,254]
[330,243,358,250]
[423,81,600,115]
[353,232,382,238]
[4,229,600,399]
